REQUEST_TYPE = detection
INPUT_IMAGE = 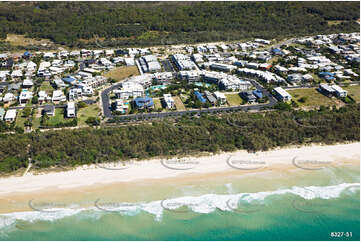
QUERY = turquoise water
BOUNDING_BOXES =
[0,165,359,241]
[194,82,212,88]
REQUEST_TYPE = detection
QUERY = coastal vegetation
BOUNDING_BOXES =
[0,2,359,49]
[0,103,359,174]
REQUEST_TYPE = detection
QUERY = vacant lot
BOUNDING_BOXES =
[288,88,339,108]
[6,34,54,47]
[39,81,54,92]
[225,93,243,106]
[173,96,186,111]
[15,110,26,128]
[78,104,101,126]
[344,85,360,103]
[153,98,163,110]
[45,108,67,126]
[104,66,140,82]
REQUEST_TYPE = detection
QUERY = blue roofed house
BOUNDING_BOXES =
[62,76,77,85]
[272,48,285,56]
[319,72,335,81]
[194,91,206,103]
[23,51,32,59]
[134,96,154,109]
[252,90,263,99]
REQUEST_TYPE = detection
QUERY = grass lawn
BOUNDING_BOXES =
[327,20,346,26]
[173,96,186,111]
[39,81,54,92]
[153,98,163,110]
[6,34,53,46]
[32,109,41,129]
[15,110,27,128]
[288,88,338,108]
[78,104,101,126]
[225,93,243,106]
[46,108,67,126]
[343,85,360,103]
[104,66,140,82]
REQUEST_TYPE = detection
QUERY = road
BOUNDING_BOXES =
[101,82,124,118]
[101,76,278,121]
[107,102,275,123]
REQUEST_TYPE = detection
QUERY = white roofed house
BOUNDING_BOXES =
[163,94,175,109]
[2,93,15,103]
[302,74,314,82]
[113,99,129,114]
[26,61,37,72]
[68,88,83,101]
[273,87,292,102]
[213,91,227,104]
[66,102,76,118]
[11,69,23,79]
[331,85,347,98]
[113,83,144,100]
[52,90,66,102]
[4,109,17,122]
[38,91,49,104]
[19,90,33,104]
[22,78,34,88]
[76,83,93,96]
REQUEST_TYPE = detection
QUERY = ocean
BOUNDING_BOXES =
[0,164,359,241]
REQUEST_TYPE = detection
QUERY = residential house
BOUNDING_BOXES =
[19,90,33,104]
[331,85,347,97]
[66,102,76,118]
[319,84,335,97]
[133,96,154,109]
[38,91,49,104]
[52,90,66,102]
[68,88,83,101]
[213,91,227,104]
[273,87,292,102]
[0,108,5,121]
[194,91,206,103]
[4,109,16,122]
[2,93,15,103]
[163,94,175,109]
[42,105,55,116]
[204,91,217,105]
[22,79,34,88]
[240,91,257,104]
[113,99,129,114]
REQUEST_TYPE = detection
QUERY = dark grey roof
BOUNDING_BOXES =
[43,104,55,113]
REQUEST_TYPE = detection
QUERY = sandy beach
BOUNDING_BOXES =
[0,143,359,196]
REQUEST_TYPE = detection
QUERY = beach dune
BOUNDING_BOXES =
[0,143,359,196]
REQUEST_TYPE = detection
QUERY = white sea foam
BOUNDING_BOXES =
[0,183,359,232]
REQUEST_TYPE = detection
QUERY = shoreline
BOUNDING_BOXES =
[0,142,359,196]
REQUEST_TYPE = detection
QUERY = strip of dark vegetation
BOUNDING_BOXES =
[0,103,359,174]
[0,2,359,49]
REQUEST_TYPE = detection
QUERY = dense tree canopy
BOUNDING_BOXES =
[0,2,359,47]
[0,104,359,174]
